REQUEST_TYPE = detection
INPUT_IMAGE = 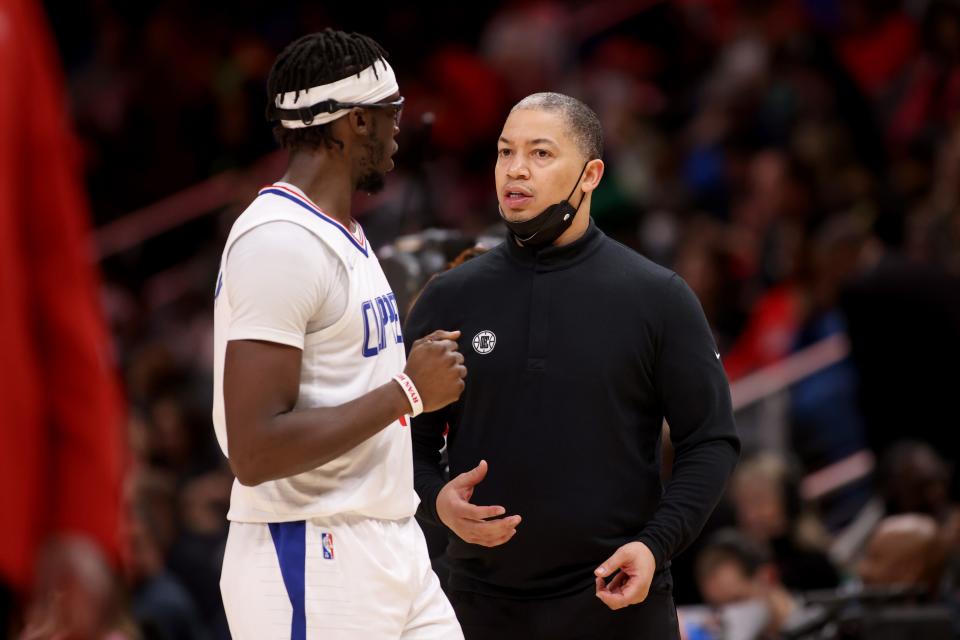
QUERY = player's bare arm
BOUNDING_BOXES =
[225,329,466,486]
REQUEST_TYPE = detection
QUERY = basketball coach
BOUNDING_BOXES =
[404,92,740,639]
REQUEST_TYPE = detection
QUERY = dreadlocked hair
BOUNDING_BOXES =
[266,29,389,152]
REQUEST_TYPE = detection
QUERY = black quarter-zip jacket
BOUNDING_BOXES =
[405,220,740,599]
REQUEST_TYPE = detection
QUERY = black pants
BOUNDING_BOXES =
[449,585,681,640]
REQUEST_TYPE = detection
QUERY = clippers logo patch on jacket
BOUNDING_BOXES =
[472,330,497,354]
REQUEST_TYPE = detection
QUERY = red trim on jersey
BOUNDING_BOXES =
[262,183,366,248]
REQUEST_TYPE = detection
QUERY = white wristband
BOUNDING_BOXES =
[392,373,424,418]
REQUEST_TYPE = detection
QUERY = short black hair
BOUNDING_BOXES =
[696,529,771,582]
[266,29,389,152]
[510,92,603,161]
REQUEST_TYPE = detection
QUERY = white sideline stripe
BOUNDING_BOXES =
[729,333,850,410]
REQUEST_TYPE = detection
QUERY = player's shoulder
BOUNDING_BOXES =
[227,191,343,256]
[224,208,336,281]
[232,190,302,228]
[228,216,321,257]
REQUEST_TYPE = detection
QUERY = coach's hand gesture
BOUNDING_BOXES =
[593,541,657,610]
[437,460,521,547]
[405,330,467,412]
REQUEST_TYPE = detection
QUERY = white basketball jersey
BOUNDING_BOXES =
[212,182,418,522]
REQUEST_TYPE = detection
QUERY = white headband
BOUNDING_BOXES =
[275,58,399,129]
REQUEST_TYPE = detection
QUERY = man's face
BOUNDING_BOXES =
[699,561,763,607]
[356,92,401,194]
[495,108,585,223]
[732,475,788,544]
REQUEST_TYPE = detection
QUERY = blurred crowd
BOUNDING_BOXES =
[8,0,960,637]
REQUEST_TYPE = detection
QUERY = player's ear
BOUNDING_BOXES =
[347,108,370,136]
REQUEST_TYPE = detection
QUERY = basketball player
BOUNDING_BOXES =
[213,30,465,639]
[406,93,740,638]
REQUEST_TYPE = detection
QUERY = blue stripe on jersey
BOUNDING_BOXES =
[269,521,307,640]
[260,188,369,257]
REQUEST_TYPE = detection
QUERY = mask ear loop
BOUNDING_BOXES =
[562,162,590,221]
[566,162,590,203]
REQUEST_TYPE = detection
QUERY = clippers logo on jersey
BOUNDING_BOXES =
[321,532,335,560]
[361,293,403,357]
[472,330,496,354]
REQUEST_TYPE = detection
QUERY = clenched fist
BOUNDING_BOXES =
[405,330,467,412]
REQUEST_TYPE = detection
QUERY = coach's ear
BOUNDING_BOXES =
[581,158,605,194]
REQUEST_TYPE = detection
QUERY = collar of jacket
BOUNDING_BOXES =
[503,217,605,272]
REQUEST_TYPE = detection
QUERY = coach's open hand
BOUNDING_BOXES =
[437,460,522,547]
[593,541,657,610]
[405,330,467,412]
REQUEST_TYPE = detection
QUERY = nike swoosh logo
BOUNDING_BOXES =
[715,352,721,359]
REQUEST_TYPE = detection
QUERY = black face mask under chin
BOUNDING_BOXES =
[499,163,588,248]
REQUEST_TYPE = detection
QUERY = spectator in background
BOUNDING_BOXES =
[126,362,233,639]
[840,203,960,485]
[856,513,958,637]
[730,453,841,592]
[827,439,960,579]
[126,504,207,640]
[877,444,960,583]
[879,441,955,520]
[787,214,873,532]
[857,514,944,593]
[480,1,571,100]
[0,0,126,636]
[691,529,800,640]
[720,148,815,382]
[692,517,954,639]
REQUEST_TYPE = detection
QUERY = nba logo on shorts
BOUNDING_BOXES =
[321,532,335,560]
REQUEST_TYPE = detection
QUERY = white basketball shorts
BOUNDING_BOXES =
[220,513,463,639]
